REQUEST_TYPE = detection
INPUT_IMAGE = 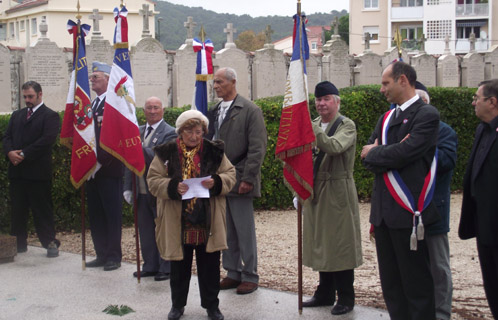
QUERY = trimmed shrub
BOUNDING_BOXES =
[0,86,478,233]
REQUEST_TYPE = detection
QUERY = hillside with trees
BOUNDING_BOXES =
[155,1,348,51]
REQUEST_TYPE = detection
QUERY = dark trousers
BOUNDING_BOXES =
[87,176,123,263]
[9,179,58,250]
[170,245,220,310]
[137,194,170,273]
[374,222,435,320]
[477,241,498,319]
[314,270,355,307]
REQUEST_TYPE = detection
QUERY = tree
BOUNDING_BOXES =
[235,30,266,52]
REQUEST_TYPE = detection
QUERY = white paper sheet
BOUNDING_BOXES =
[181,176,212,200]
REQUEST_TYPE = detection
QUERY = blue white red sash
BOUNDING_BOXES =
[381,109,438,250]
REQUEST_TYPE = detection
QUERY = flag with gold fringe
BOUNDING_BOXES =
[99,6,145,176]
[275,13,314,200]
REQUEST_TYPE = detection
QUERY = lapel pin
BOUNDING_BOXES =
[403,119,408,124]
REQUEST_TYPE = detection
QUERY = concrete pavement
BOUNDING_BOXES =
[0,246,389,320]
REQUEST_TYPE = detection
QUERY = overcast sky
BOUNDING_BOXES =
[163,0,349,17]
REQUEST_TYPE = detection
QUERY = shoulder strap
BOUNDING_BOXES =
[313,115,345,178]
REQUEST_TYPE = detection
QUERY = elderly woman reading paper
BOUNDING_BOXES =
[147,110,236,320]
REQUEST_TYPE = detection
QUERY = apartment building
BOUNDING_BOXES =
[350,0,497,55]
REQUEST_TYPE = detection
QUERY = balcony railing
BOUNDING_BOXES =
[456,3,489,17]
[455,38,489,52]
[391,6,424,20]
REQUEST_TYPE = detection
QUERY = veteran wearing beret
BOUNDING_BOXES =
[85,62,125,271]
[301,81,363,315]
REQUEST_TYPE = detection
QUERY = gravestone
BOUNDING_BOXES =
[0,44,13,112]
[305,54,322,93]
[86,40,113,99]
[322,37,351,88]
[382,47,408,70]
[25,40,69,111]
[363,32,372,53]
[223,23,237,49]
[353,52,382,86]
[130,37,169,108]
[461,52,484,88]
[437,53,460,87]
[184,16,196,45]
[411,53,437,87]
[139,4,153,38]
[88,9,103,40]
[173,42,197,107]
[213,47,250,99]
[252,46,286,100]
[484,45,498,80]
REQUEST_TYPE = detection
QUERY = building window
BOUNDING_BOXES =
[401,26,424,40]
[20,20,25,31]
[400,0,423,6]
[428,0,453,4]
[9,22,14,38]
[31,18,37,35]
[0,24,6,41]
[426,20,452,39]
[364,0,379,9]
[311,42,317,50]
[457,26,480,38]
[363,26,380,43]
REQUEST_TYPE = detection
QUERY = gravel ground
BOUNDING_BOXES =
[29,192,493,319]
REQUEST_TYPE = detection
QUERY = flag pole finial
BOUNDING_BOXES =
[297,0,301,16]
[120,0,125,9]
[76,0,81,20]
[394,26,403,59]
[199,25,206,43]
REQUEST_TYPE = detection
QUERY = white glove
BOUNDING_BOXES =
[123,190,133,205]
[293,197,298,209]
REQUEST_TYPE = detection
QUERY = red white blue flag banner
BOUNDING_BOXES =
[60,19,98,189]
[99,6,145,177]
[192,38,214,115]
[275,14,314,201]
[381,109,438,250]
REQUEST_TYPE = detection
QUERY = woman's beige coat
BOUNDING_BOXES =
[147,139,236,261]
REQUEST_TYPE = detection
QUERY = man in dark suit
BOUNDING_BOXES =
[459,79,498,319]
[85,62,124,271]
[3,81,60,257]
[123,96,176,281]
[361,61,440,320]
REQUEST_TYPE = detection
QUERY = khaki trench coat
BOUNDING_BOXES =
[147,139,236,261]
[303,113,363,272]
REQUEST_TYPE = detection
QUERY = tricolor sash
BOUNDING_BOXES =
[381,109,438,250]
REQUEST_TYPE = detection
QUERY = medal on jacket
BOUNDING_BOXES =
[381,108,438,251]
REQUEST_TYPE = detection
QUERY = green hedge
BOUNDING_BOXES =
[0,86,478,234]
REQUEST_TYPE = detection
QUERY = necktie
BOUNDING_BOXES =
[145,126,153,139]
[395,107,401,119]
[219,106,228,128]
[93,97,100,112]
[27,107,33,120]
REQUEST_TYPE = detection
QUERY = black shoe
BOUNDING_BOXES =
[207,307,224,320]
[331,304,353,315]
[154,272,170,281]
[85,258,105,268]
[302,296,335,308]
[167,306,184,320]
[133,271,157,278]
[103,261,121,271]
[46,241,59,258]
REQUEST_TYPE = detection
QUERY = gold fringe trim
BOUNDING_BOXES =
[282,162,314,195]
[114,42,129,49]
[100,142,146,177]
[60,137,73,150]
[195,74,213,81]
[275,142,315,161]
[70,163,98,190]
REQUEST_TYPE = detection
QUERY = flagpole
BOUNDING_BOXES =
[133,178,141,283]
[74,0,87,271]
[296,3,304,315]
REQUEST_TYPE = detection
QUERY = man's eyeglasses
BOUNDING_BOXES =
[89,75,103,81]
[473,95,493,102]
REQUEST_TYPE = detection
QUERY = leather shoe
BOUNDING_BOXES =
[207,307,224,320]
[85,259,105,268]
[331,304,354,315]
[133,271,157,278]
[154,272,170,281]
[302,296,334,308]
[103,261,121,271]
[220,277,240,290]
[236,281,258,295]
[167,306,184,320]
